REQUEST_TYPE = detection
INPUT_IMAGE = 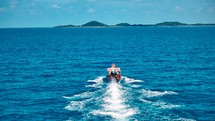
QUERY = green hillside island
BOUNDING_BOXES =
[81,21,107,27]
[115,23,131,26]
[54,21,215,28]
[155,21,188,26]
[54,24,77,28]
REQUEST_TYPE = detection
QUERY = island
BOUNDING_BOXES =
[115,23,131,26]
[155,21,188,26]
[81,21,107,27]
[54,24,77,28]
[54,21,215,28]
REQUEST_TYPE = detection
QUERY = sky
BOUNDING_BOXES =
[0,0,215,28]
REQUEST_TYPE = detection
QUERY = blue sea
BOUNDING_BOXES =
[0,27,215,121]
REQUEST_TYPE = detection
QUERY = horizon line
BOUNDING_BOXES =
[1,21,215,29]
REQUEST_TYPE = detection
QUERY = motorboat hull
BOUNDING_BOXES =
[107,75,121,83]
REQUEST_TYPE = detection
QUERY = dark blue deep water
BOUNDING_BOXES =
[0,27,215,121]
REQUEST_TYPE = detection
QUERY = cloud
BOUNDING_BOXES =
[196,7,203,13]
[87,0,97,2]
[0,7,5,12]
[51,4,61,9]
[196,6,215,13]
[10,0,18,8]
[175,5,184,12]
[87,8,95,13]
[120,9,127,13]
[132,0,142,2]
[207,6,215,12]
[145,10,159,15]
[36,0,77,3]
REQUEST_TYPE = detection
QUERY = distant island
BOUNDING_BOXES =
[54,21,215,28]
[82,21,107,27]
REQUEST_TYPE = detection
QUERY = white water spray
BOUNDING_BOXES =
[92,81,136,120]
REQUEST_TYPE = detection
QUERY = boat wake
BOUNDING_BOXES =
[63,76,195,121]
[92,81,137,120]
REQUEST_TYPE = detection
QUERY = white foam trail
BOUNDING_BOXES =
[139,97,180,109]
[174,118,196,121]
[63,91,97,112]
[64,76,185,120]
[122,76,143,84]
[141,89,178,98]
[86,76,105,88]
[139,98,152,104]
[130,85,141,88]
[64,76,105,114]
[92,82,137,120]
[153,101,180,109]
[65,100,85,111]
[63,91,94,100]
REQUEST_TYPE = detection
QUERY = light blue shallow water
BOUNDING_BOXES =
[0,27,215,121]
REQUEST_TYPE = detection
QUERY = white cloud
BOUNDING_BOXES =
[87,0,97,2]
[207,7,215,12]
[132,0,142,2]
[51,4,61,9]
[120,9,127,13]
[196,7,203,13]
[0,7,5,12]
[175,5,184,12]
[196,6,215,13]
[145,10,159,15]
[87,8,95,13]
[36,0,76,3]
[10,0,18,8]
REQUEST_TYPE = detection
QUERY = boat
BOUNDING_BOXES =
[107,67,121,82]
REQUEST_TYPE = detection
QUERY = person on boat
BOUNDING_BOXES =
[108,64,119,76]
[107,64,121,81]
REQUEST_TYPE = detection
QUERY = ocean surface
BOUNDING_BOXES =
[0,27,215,121]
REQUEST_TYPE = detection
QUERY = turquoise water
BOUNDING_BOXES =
[0,27,215,121]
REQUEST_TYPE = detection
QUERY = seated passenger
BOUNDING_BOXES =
[108,64,119,76]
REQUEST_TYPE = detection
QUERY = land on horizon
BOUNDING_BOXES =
[54,21,215,28]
